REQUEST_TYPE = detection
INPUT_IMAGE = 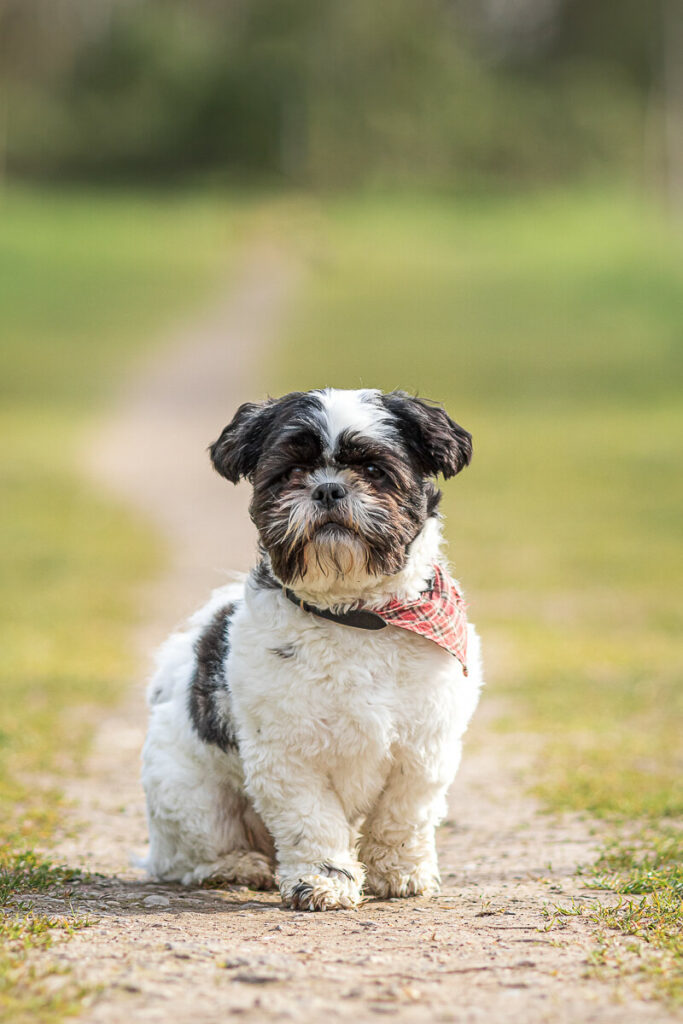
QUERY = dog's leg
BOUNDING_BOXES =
[359,743,462,898]
[180,849,275,889]
[180,799,277,889]
[142,695,277,889]
[144,788,277,890]
[243,754,364,911]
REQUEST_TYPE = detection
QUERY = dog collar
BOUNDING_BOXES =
[282,589,387,631]
[282,565,469,674]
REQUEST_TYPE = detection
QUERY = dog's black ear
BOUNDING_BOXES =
[381,391,472,479]
[209,400,277,483]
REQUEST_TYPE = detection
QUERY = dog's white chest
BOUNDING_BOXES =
[230,594,458,759]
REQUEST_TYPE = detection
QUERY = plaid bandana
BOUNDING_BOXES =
[375,565,469,674]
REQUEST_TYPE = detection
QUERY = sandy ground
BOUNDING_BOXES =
[27,244,677,1023]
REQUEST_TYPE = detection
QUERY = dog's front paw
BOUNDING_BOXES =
[364,860,440,899]
[280,861,364,911]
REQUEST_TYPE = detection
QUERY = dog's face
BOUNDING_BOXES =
[210,389,472,587]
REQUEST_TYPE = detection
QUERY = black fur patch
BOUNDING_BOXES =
[210,392,324,484]
[320,861,354,880]
[251,552,280,591]
[290,880,315,907]
[380,391,472,479]
[270,645,296,659]
[425,481,442,517]
[188,604,239,752]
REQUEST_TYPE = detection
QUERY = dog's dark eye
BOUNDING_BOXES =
[365,465,385,479]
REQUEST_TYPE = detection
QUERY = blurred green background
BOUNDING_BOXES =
[1,0,681,842]
[0,0,682,1008]
[1,0,681,193]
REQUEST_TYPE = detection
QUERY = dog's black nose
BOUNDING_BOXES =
[311,481,347,508]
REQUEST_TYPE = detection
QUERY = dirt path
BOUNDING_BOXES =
[34,243,673,1023]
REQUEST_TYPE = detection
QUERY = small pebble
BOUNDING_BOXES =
[143,894,170,908]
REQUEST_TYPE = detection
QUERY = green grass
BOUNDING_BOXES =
[271,187,683,996]
[589,829,683,1002]
[0,854,91,1024]
[0,187,242,409]
[546,829,683,1002]
[0,186,240,1020]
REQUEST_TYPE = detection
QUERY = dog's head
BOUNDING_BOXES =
[210,388,471,588]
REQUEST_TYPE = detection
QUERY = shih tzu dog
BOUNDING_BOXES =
[141,388,483,910]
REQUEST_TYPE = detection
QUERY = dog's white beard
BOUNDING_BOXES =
[302,530,369,585]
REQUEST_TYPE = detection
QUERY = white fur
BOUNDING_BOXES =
[318,388,392,448]
[141,519,483,908]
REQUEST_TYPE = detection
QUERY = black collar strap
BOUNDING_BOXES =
[282,588,387,631]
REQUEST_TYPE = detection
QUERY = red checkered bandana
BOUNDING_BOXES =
[376,564,468,674]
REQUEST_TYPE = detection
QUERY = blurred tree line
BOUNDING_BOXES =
[0,0,678,191]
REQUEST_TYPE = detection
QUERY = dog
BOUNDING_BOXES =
[141,388,483,910]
